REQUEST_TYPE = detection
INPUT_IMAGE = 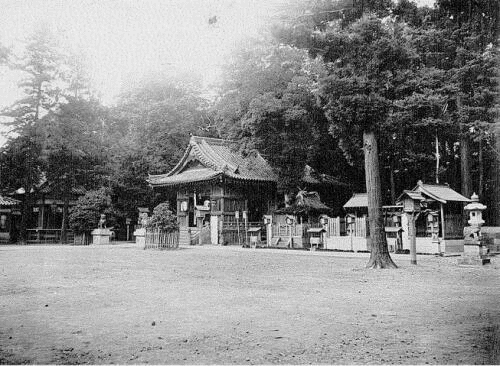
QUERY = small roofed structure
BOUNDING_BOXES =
[412,181,471,204]
[410,180,470,240]
[276,190,331,217]
[0,195,21,243]
[397,190,425,213]
[343,193,368,210]
[397,181,471,254]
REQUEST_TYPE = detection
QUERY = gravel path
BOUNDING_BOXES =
[1,244,499,364]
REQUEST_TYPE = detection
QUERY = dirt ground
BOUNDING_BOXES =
[0,244,499,365]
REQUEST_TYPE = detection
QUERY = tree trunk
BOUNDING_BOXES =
[19,193,30,244]
[478,139,483,198]
[389,164,396,205]
[491,123,500,225]
[460,134,472,198]
[363,130,397,269]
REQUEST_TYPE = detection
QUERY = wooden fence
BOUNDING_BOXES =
[144,230,179,250]
[326,217,368,237]
[221,221,262,246]
[26,229,75,245]
[272,223,308,238]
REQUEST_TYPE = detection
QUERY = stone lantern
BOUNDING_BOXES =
[464,193,486,233]
[459,193,490,265]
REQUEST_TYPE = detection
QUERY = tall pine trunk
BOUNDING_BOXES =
[478,139,483,198]
[460,134,472,198]
[363,130,397,269]
[491,123,500,225]
[458,94,472,198]
[389,164,396,204]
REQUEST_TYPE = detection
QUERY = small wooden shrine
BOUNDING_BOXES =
[0,195,21,243]
[404,180,471,254]
[148,136,277,245]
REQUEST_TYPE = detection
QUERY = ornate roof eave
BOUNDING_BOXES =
[223,175,277,186]
[152,173,277,189]
[149,145,193,181]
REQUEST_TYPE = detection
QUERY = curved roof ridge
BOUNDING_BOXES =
[191,140,220,171]
[153,141,194,178]
[190,135,236,146]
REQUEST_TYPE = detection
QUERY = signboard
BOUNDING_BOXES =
[180,201,188,212]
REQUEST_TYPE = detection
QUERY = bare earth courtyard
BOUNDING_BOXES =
[0,244,499,365]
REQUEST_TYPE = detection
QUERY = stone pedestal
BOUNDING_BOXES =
[458,241,490,265]
[91,228,112,245]
[134,228,146,249]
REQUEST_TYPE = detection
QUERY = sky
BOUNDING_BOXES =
[0,0,286,108]
[0,0,435,110]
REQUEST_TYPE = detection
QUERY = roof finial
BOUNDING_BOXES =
[417,180,423,186]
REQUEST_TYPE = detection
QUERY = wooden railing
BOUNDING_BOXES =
[26,229,75,244]
[144,230,179,250]
[326,217,368,237]
[272,223,308,238]
[220,221,262,246]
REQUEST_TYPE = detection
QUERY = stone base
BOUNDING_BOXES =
[133,228,146,249]
[458,256,491,265]
[458,242,491,265]
[91,228,112,245]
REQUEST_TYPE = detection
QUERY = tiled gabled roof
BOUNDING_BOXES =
[343,193,368,208]
[148,136,277,187]
[413,181,471,204]
[0,196,20,206]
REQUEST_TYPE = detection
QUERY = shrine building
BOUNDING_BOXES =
[148,136,278,245]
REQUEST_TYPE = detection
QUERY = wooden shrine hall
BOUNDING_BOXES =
[148,136,278,245]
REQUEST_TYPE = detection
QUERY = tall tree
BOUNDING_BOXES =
[214,41,356,203]
[0,134,44,242]
[109,72,211,222]
[0,24,64,242]
[434,0,500,199]
[2,23,63,131]
[272,1,411,268]
[40,97,108,243]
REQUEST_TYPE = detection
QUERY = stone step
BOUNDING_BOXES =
[179,230,192,246]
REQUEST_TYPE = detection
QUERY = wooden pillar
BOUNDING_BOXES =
[220,184,225,220]
[38,203,45,228]
[409,213,417,265]
[440,203,445,254]
[197,216,202,245]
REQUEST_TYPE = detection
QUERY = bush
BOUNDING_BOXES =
[69,188,119,235]
[144,202,178,232]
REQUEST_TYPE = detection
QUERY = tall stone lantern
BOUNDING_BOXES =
[464,193,486,233]
[459,193,490,265]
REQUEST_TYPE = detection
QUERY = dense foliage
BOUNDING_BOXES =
[68,188,118,235]
[144,203,178,232]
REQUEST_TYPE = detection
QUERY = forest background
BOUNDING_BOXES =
[0,0,498,246]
